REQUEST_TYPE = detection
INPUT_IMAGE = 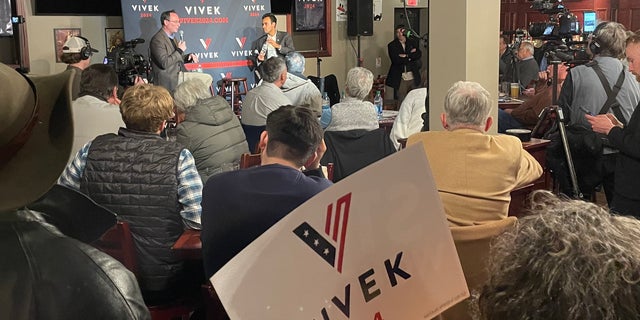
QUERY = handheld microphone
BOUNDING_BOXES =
[179,30,184,42]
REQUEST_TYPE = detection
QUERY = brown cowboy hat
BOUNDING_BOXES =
[0,63,74,211]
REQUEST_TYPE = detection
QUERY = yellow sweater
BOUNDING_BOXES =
[407,129,542,226]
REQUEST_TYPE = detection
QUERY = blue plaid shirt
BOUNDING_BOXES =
[58,141,203,230]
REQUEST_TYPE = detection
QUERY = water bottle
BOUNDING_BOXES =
[373,90,383,119]
[320,92,332,129]
[340,90,346,102]
[197,64,203,72]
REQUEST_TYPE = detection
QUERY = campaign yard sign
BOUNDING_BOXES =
[211,145,469,319]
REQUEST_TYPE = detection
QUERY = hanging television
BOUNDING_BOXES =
[34,0,122,16]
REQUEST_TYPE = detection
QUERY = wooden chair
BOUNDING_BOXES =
[92,221,196,320]
[439,217,518,320]
[397,138,408,149]
[239,153,261,169]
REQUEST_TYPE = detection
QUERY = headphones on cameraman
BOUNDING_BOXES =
[77,36,94,60]
[588,22,608,56]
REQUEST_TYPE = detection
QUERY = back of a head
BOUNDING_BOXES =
[120,84,174,132]
[79,64,118,101]
[173,79,211,114]
[266,105,322,167]
[479,190,640,320]
[444,81,491,127]
[592,21,628,58]
[285,52,305,75]
[519,41,535,56]
[345,67,373,100]
[260,57,286,83]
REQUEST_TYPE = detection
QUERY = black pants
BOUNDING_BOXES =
[611,193,640,219]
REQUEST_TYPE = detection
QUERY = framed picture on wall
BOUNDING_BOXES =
[53,28,81,63]
[105,28,124,53]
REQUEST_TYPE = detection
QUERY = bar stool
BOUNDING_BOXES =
[217,77,249,114]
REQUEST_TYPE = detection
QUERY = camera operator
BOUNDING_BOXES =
[150,10,212,93]
[558,21,640,203]
[60,36,98,100]
[586,31,640,217]
[499,34,515,83]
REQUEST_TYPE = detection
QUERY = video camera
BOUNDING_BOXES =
[528,0,580,40]
[104,38,149,87]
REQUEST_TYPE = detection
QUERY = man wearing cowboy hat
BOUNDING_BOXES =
[58,84,203,304]
[0,64,149,318]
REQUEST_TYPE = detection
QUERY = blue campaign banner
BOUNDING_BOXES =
[120,0,272,89]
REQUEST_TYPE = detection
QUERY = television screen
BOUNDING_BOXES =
[543,25,555,36]
[583,11,596,33]
[34,0,122,16]
[0,0,12,36]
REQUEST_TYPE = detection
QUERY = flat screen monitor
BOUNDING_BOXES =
[584,11,596,33]
[543,25,555,36]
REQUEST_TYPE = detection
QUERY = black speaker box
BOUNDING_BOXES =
[347,0,373,36]
[271,0,293,14]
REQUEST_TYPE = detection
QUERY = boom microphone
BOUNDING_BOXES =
[179,30,184,42]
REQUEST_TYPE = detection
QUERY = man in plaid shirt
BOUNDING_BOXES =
[58,84,202,304]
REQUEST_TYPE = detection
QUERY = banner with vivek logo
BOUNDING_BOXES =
[120,0,270,89]
[212,145,469,319]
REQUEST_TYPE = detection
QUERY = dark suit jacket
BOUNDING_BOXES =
[386,38,422,89]
[249,31,295,71]
[150,29,188,93]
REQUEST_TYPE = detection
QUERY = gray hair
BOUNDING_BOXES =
[173,79,211,113]
[345,67,373,100]
[478,190,640,320]
[444,81,492,127]
[260,57,287,83]
[593,21,628,59]
[519,41,534,55]
[285,52,305,74]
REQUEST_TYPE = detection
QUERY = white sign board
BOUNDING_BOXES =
[212,145,469,319]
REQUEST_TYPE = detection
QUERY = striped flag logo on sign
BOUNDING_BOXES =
[293,193,352,273]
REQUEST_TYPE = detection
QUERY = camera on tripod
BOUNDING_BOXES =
[104,38,149,87]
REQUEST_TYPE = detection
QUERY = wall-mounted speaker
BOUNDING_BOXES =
[347,0,373,36]
[271,0,293,14]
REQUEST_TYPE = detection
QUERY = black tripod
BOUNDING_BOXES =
[545,54,583,199]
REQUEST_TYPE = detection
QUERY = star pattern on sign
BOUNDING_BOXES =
[303,230,309,237]
[323,248,330,255]
[314,239,319,246]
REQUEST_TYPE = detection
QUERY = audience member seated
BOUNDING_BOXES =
[0,63,149,319]
[60,36,98,100]
[498,62,568,133]
[321,127,395,182]
[282,51,322,116]
[58,84,203,304]
[515,41,539,89]
[479,190,640,319]
[241,56,292,127]
[325,67,379,132]
[407,81,542,226]
[390,87,427,150]
[174,79,249,183]
[70,64,125,158]
[202,105,332,278]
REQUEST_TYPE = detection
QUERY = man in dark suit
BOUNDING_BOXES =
[386,24,422,105]
[150,10,211,93]
[249,13,295,80]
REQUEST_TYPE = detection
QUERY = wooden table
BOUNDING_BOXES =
[172,229,202,260]
[498,98,524,110]
[508,138,551,217]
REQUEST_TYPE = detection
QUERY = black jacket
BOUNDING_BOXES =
[0,209,149,320]
[608,101,640,202]
[81,128,185,293]
[320,128,396,182]
[386,38,422,89]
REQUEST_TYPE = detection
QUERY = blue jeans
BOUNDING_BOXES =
[498,108,524,133]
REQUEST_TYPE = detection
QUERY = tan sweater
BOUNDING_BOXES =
[407,129,542,226]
